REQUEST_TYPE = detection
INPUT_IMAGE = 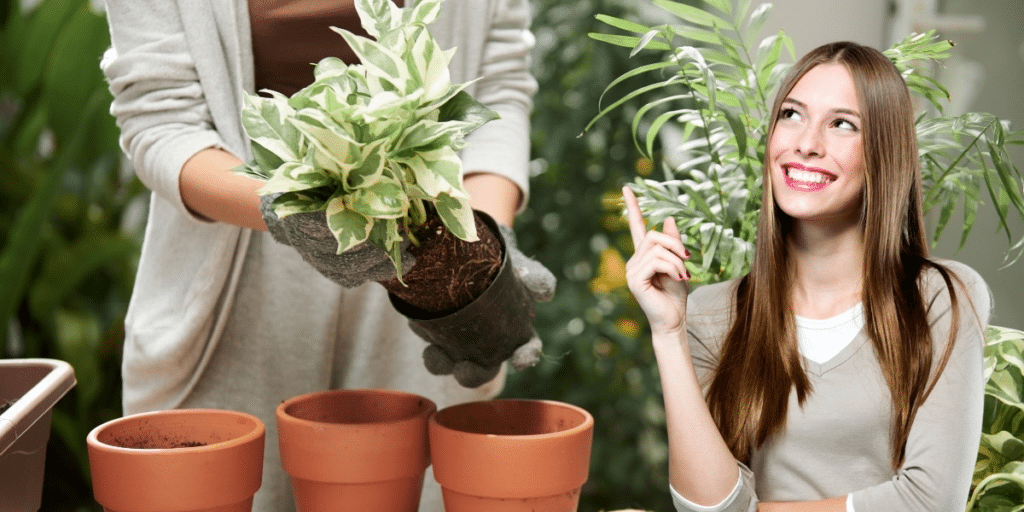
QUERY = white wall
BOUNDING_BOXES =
[924,0,1024,330]
[758,0,889,58]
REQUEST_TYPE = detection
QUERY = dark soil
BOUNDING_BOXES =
[108,434,207,449]
[380,211,502,315]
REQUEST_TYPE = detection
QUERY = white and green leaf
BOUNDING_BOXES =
[325,195,374,253]
[258,162,333,195]
[433,192,478,242]
[348,179,410,219]
[241,93,301,164]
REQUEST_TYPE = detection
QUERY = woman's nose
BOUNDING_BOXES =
[796,124,825,157]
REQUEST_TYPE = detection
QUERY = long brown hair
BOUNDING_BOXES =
[706,41,961,469]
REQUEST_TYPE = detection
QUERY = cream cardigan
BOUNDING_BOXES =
[101,0,536,414]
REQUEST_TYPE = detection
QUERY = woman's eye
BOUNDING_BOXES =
[780,108,802,121]
[833,118,858,131]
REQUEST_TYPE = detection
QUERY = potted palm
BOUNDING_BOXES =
[587,1,1024,509]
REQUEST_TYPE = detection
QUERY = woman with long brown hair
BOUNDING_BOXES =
[624,41,991,512]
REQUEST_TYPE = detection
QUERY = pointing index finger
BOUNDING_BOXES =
[622,186,647,250]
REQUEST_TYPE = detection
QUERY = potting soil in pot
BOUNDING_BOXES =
[381,212,502,314]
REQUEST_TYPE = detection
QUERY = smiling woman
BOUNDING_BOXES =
[622,40,992,512]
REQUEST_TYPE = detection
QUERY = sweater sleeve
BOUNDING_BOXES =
[672,463,758,512]
[677,281,758,512]
[457,0,537,210]
[851,261,991,511]
[101,0,229,221]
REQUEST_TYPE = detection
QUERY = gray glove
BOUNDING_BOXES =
[260,194,414,288]
[389,212,556,388]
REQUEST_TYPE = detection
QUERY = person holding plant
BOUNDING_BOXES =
[623,41,991,512]
[100,0,551,510]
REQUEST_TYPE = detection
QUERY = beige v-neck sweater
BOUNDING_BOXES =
[677,259,990,512]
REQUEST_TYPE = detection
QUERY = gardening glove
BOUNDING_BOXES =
[260,194,415,288]
[389,212,556,388]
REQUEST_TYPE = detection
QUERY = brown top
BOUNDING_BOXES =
[249,0,403,97]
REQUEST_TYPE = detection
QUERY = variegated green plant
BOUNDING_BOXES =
[970,326,1024,511]
[587,0,1024,283]
[235,0,498,276]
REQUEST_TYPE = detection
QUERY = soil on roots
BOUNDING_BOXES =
[380,212,502,315]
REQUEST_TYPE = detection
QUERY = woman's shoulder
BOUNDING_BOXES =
[687,277,742,324]
[920,258,993,323]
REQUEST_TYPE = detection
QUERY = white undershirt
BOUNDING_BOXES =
[795,303,865,364]
[672,304,864,512]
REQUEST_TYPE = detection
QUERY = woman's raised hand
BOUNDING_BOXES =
[623,186,691,336]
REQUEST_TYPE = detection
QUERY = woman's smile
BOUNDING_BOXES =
[783,162,836,191]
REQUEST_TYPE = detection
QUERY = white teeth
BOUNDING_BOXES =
[787,168,831,184]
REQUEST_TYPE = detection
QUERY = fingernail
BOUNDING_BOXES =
[684,249,691,258]
[684,269,691,280]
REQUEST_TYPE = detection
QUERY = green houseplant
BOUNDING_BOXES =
[235,0,498,280]
[971,325,1024,511]
[587,0,1024,509]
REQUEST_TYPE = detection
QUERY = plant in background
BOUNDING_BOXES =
[971,326,1024,510]
[498,0,678,509]
[1,0,141,509]
[235,0,497,278]
[588,0,1024,284]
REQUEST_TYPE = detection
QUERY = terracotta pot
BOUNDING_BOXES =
[276,389,437,512]
[86,409,265,512]
[429,399,594,512]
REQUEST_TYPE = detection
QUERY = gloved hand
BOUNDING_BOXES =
[389,212,556,388]
[260,194,415,288]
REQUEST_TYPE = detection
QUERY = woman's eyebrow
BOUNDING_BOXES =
[783,97,860,118]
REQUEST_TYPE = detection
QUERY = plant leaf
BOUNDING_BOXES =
[325,195,374,253]
[432,192,478,242]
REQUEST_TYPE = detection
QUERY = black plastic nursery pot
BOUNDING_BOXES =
[0,359,76,512]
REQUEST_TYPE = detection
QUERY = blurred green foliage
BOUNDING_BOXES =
[1,0,141,509]
[497,1,678,510]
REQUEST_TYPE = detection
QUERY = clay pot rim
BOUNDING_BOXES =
[86,408,265,454]
[430,398,594,440]
[276,388,437,428]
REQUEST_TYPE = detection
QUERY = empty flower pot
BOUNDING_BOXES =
[0,358,76,512]
[86,409,265,512]
[276,389,437,512]
[429,399,594,512]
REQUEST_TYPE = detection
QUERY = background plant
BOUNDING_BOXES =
[0,0,141,509]
[970,326,1024,511]
[499,1,681,510]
